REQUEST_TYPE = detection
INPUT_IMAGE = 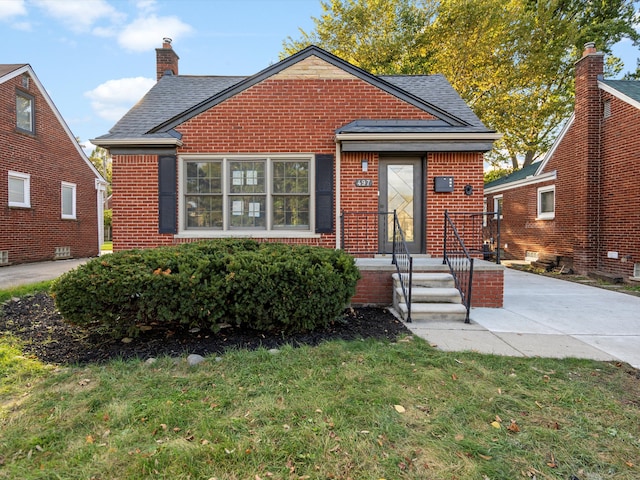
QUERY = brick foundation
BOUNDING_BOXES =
[352,260,504,308]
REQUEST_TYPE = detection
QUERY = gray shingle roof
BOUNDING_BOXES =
[600,80,640,104]
[0,64,27,80]
[336,119,487,134]
[484,162,541,188]
[106,75,246,138]
[94,46,494,143]
[380,74,485,128]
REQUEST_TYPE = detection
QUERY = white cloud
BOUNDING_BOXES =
[118,14,193,52]
[0,0,30,28]
[33,0,124,33]
[12,20,31,31]
[135,0,157,15]
[85,77,156,122]
[0,0,26,19]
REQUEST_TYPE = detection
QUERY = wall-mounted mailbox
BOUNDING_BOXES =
[434,176,454,192]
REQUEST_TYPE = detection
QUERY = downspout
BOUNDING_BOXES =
[335,140,341,249]
[95,178,107,253]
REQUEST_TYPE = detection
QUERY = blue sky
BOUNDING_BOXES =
[1,0,638,155]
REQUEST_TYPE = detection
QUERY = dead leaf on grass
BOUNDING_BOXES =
[507,420,520,432]
[394,405,406,413]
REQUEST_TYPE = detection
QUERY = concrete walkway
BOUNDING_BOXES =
[0,258,91,290]
[1,258,639,369]
[408,268,640,369]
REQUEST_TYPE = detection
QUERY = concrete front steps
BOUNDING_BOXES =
[392,272,468,322]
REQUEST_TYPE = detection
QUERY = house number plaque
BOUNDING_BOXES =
[354,179,373,187]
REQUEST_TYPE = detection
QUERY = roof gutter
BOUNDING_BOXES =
[484,170,557,195]
[90,137,184,148]
[335,132,502,142]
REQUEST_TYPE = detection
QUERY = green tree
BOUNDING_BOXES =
[484,167,514,184]
[89,146,112,196]
[284,0,639,169]
[282,0,436,74]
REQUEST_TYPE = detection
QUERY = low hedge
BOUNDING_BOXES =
[51,240,360,337]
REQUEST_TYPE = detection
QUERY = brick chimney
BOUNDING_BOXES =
[156,37,179,81]
[572,41,604,274]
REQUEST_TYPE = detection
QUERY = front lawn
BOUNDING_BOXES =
[1,331,638,479]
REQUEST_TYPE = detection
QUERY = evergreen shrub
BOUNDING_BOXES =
[51,240,360,337]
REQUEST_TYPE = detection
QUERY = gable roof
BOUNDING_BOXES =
[0,64,27,78]
[484,162,540,189]
[93,45,496,148]
[0,63,105,184]
[599,80,640,110]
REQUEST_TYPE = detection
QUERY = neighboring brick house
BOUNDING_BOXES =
[484,43,640,282]
[1,64,106,266]
[93,40,502,307]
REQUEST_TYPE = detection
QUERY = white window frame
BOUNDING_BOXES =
[16,90,35,134]
[482,198,488,226]
[493,195,503,219]
[177,154,318,238]
[537,185,555,220]
[8,171,31,208]
[61,182,77,219]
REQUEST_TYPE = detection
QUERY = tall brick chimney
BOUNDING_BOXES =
[156,37,179,81]
[572,41,604,274]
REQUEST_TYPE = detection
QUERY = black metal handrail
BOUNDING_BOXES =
[339,209,413,322]
[444,211,501,264]
[443,210,474,323]
[392,210,413,323]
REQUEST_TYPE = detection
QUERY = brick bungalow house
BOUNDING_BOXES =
[484,42,640,282]
[93,40,504,311]
[1,64,106,266]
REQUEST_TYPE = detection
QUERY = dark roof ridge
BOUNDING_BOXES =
[148,45,471,134]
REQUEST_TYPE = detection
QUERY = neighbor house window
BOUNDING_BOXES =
[16,91,34,133]
[537,185,555,220]
[8,171,30,208]
[61,182,76,219]
[483,198,488,226]
[182,156,311,232]
[493,195,503,219]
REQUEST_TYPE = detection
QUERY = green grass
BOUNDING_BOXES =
[1,334,639,479]
[0,281,52,304]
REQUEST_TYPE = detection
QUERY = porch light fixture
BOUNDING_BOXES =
[361,159,368,172]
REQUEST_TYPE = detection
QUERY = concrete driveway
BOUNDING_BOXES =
[409,268,640,369]
[0,258,90,290]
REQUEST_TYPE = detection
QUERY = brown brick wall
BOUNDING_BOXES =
[485,49,640,279]
[0,70,100,264]
[113,75,486,253]
[426,152,485,256]
[353,267,503,307]
[599,91,640,278]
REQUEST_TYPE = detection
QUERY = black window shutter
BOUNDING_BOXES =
[158,155,177,234]
[315,154,334,234]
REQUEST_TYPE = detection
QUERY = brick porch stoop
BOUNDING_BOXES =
[351,257,504,321]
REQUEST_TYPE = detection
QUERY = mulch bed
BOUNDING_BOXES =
[0,292,411,365]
